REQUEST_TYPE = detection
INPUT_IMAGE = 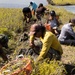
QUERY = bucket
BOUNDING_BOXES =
[44,23,51,31]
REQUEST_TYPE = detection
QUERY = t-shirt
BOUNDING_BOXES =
[30,31,63,61]
[58,23,75,41]
[48,18,58,29]
[36,7,46,15]
[30,2,37,11]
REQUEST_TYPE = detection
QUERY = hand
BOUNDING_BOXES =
[30,43,35,48]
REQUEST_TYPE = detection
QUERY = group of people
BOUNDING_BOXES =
[28,2,75,62]
[22,1,48,22]
[1,2,75,63]
[29,18,75,62]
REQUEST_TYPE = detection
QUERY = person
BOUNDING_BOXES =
[0,34,9,61]
[22,7,32,23]
[29,24,63,61]
[29,1,37,15]
[58,18,75,46]
[36,3,48,20]
[45,10,60,36]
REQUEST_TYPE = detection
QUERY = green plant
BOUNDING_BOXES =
[31,59,67,75]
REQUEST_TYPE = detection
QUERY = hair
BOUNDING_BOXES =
[34,24,46,37]
[34,24,46,38]
[50,10,56,17]
[38,3,43,8]
[69,19,75,24]
[30,2,33,5]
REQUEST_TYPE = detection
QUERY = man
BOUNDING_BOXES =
[36,3,47,20]
[29,1,37,15]
[58,18,75,46]
[0,34,9,61]
[29,24,63,61]
[22,7,32,23]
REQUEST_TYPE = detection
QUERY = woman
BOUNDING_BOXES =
[29,24,63,61]
[45,10,60,37]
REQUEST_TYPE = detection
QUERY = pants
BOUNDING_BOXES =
[60,40,75,46]
[28,39,61,60]
[0,49,8,61]
[45,48,61,60]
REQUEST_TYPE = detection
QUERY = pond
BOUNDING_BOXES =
[0,0,48,8]
[0,0,75,14]
[56,5,75,14]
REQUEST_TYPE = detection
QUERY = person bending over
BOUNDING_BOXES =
[36,3,48,20]
[29,24,63,61]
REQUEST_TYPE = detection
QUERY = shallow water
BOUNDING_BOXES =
[0,0,75,14]
[56,5,75,14]
[0,0,48,8]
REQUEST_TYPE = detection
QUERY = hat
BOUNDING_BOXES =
[0,34,8,48]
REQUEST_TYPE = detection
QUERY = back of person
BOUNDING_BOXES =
[32,2,37,11]
[58,24,69,41]
[36,3,46,20]
[30,2,37,11]
[36,6,46,15]
[58,18,75,46]
[40,31,63,54]
[22,7,32,22]
[29,1,37,15]
[22,7,31,13]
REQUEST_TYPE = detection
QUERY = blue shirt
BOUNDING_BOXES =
[30,2,37,11]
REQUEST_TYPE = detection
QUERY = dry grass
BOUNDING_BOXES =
[0,5,75,74]
[52,0,75,5]
[61,45,75,65]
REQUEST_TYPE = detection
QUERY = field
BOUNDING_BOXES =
[0,5,75,75]
[47,0,75,5]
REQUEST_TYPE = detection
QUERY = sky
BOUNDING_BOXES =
[0,0,48,5]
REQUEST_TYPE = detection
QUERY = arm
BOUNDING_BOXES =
[37,35,53,61]
[67,28,75,39]
[29,35,35,48]
[53,29,59,35]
